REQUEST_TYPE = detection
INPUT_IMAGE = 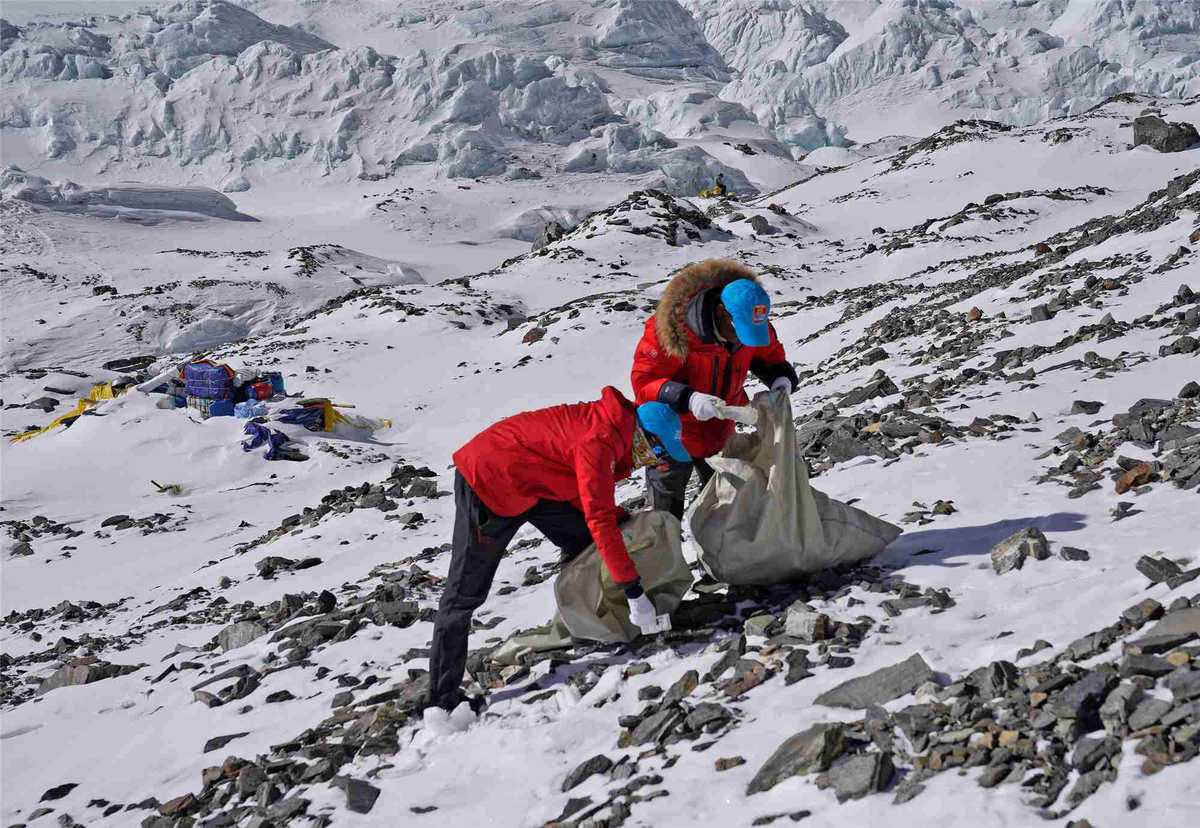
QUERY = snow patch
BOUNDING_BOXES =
[1,166,256,222]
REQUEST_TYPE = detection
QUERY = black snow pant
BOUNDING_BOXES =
[428,472,595,711]
[645,457,715,520]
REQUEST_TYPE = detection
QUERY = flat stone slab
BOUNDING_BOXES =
[814,653,935,709]
[1139,607,1200,641]
[746,722,844,795]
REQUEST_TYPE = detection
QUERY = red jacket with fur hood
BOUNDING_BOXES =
[453,387,639,583]
[631,260,796,459]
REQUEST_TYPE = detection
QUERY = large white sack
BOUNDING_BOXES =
[688,392,901,585]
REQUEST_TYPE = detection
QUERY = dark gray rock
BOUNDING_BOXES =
[391,511,424,526]
[357,492,390,510]
[976,763,1013,788]
[836,370,899,407]
[333,776,380,814]
[237,765,267,798]
[814,654,935,709]
[216,621,267,653]
[1060,546,1090,561]
[1119,654,1175,678]
[821,753,894,802]
[990,528,1048,573]
[1167,568,1200,590]
[1166,335,1199,355]
[1099,682,1143,730]
[40,783,78,802]
[1070,401,1104,415]
[1132,632,1197,654]
[203,732,249,753]
[268,797,310,821]
[1166,669,1200,702]
[748,214,773,235]
[103,355,156,372]
[783,604,830,642]
[1159,700,1199,728]
[1141,607,1200,640]
[1030,304,1055,323]
[746,723,845,795]
[1050,670,1118,725]
[630,707,684,745]
[1136,555,1183,584]
[1128,697,1173,730]
[37,659,142,695]
[561,754,613,792]
[1133,115,1200,153]
[723,659,770,697]
[743,614,776,637]
[684,702,731,732]
[824,435,873,463]
[366,600,419,628]
[554,797,592,822]
[969,660,1019,699]
[785,650,813,686]
[663,670,699,705]
[255,555,296,578]
[405,478,440,498]
[892,777,926,804]
[1066,768,1111,806]
[532,220,566,251]
[1072,735,1121,771]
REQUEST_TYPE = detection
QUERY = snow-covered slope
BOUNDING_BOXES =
[2,81,1199,828]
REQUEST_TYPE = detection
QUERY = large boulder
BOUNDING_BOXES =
[37,658,143,695]
[532,220,567,251]
[1133,116,1199,153]
[990,527,1049,574]
[814,653,936,709]
[217,620,268,652]
[746,722,845,794]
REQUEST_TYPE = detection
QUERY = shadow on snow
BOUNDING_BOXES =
[880,512,1087,568]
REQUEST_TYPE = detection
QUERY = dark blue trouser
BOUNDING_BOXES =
[645,457,714,520]
[428,472,594,710]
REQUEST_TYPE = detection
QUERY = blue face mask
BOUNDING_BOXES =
[645,430,669,459]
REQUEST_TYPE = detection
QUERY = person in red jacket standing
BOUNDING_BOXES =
[631,259,798,518]
[429,387,690,712]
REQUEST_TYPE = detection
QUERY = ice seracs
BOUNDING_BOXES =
[4,0,1198,185]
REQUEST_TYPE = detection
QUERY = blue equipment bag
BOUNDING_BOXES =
[183,361,234,400]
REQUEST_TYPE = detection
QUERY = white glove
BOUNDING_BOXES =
[628,593,671,634]
[771,377,794,395]
[688,392,723,421]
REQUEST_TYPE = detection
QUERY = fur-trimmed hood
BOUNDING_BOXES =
[654,259,760,359]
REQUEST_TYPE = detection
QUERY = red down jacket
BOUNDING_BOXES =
[452,386,639,583]
[631,260,792,459]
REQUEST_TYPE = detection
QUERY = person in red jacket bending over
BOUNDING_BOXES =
[631,259,798,518]
[429,388,690,712]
